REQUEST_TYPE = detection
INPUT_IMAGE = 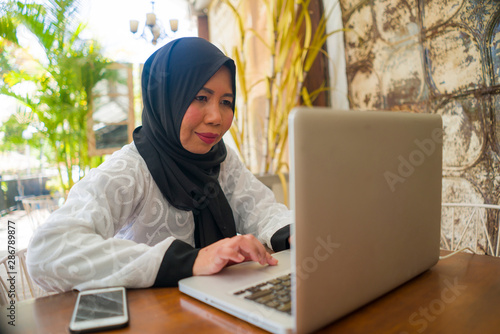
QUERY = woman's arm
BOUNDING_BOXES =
[26,146,174,292]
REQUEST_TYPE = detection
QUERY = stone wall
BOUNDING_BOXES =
[340,0,500,254]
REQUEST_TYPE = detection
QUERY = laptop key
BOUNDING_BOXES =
[245,288,273,300]
[265,300,281,309]
[278,295,291,303]
[277,302,292,313]
[246,286,261,293]
[255,294,277,304]
[276,289,288,296]
[235,273,293,315]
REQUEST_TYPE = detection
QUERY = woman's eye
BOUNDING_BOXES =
[222,100,233,107]
[195,96,207,102]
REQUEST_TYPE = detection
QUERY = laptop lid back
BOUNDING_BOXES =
[289,108,442,333]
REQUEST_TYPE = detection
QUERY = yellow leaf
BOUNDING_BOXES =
[301,86,312,106]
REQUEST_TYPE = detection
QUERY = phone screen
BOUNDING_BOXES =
[69,287,128,333]
[74,290,125,322]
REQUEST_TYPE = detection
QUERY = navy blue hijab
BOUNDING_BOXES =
[133,37,237,248]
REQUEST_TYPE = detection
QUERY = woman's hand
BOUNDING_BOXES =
[192,234,278,276]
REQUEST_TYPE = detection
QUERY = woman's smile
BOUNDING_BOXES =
[196,132,219,144]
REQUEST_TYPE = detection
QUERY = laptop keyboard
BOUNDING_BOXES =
[233,273,292,314]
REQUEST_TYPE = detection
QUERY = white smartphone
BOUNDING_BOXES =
[69,287,129,334]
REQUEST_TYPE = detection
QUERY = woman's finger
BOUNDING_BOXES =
[193,234,278,276]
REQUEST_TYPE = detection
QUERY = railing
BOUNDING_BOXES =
[21,195,60,230]
[0,248,55,306]
[441,203,500,256]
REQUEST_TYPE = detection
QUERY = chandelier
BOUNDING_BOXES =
[129,1,179,45]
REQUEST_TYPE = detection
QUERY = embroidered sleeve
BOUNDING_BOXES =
[27,145,175,292]
[220,146,292,251]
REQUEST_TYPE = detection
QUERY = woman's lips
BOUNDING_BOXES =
[196,132,219,144]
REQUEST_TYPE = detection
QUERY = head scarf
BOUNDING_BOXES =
[133,37,237,248]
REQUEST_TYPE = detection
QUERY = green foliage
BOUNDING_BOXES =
[0,113,37,152]
[0,115,25,151]
[0,0,111,195]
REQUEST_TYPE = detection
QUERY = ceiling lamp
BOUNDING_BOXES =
[129,1,179,45]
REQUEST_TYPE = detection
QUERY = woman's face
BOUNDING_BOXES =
[180,66,234,154]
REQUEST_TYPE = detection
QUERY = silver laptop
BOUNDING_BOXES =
[179,107,443,333]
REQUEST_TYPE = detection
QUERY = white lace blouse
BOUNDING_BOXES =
[27,142,291,292]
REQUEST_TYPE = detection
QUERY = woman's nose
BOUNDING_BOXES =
[205,103,222,125]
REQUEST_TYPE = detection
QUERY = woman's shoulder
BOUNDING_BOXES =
[89,142,150,179]
[66,143,152,201]
[100,143,145,166]
[219,142,250,186]
[222,142,244,167]
[108,142,142,159]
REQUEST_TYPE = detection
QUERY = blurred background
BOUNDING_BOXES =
[0,0,205,255]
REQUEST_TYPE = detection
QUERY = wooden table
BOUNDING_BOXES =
[3,250,500,334]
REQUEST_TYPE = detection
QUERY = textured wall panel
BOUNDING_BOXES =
[350,67,382,108]
[340,0,500,254]
[344,4,375,64]
[437,98,485,168]
[382,43,427,107]
[423,0,463,29]
[492,20,500,85]
[425,29,483,95]
[373,0,417,43]
[494,95,500,156]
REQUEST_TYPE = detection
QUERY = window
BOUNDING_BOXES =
[87,63,135,156]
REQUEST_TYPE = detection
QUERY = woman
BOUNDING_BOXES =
[27,37,291,292]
